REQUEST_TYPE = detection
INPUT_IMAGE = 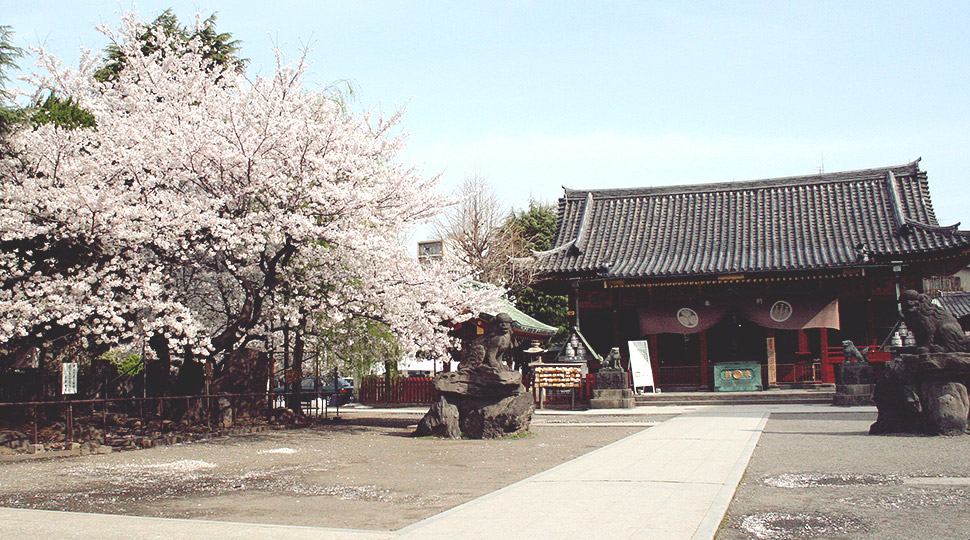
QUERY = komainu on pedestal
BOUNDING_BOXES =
[414,313,534,439]
[870,290,970,436]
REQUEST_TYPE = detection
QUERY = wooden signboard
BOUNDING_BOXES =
[766,336,777,388]
[531,363,586,410]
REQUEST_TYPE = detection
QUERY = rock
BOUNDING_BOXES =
[871,352,970,436]
[433,366,523,397]
[414,396,462,438]
[0,431,27,448]
[833,384,875,406]
[457,391,534,439]
[415,313,535,439]
[26,443,44,454]
[416,364,534,439]
[921,380,969,435]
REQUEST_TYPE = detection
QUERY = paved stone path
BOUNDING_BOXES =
[0,404,862,539]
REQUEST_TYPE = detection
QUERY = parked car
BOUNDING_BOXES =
[317,377,355,406]
[275,376,354,406]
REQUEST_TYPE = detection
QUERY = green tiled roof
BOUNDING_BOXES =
[483,298,558,336]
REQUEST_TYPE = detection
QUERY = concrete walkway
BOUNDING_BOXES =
[398,407,769,539]
[0,404,863,540]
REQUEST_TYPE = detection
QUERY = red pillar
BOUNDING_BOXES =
[797,329,810,354]
[819,328,835,383]
[698,330,710,389]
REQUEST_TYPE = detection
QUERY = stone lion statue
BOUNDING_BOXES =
[461,312,514,371]
[899,290,969,353]
[841,340,867,363]
[601,346,624,371]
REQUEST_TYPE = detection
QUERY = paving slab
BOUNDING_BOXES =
[0,404,867,539]
[396,408,769,539]
[0,506,392,540]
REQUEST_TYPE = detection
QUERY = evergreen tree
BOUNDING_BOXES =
[31,94,96,130]
[506,201,568,341]
[0,25,24,135]
[94,10,246,82]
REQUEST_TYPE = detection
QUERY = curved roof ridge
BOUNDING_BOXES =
[532,239,575,258]
[905,219,970,236]
[563,159,922,200]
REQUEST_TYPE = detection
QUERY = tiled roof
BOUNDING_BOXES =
[537,160,970,280]
[482,298,559,336]
[938,291,970,319]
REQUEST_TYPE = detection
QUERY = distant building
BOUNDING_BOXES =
[417,239,445,266]
[533,160,970,389]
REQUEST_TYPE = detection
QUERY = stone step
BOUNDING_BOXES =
[634,390,836,406]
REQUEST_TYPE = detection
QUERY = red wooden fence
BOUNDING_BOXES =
[358,377,436,404]
[357,374,606,405]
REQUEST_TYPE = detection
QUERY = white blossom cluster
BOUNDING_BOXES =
[0,13,501,363]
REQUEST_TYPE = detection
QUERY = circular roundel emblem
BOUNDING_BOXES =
[676,308,699,328]
[769,301,793,322]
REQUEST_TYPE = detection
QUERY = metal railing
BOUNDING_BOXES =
[0,390,344,448]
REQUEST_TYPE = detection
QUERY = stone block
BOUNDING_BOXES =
[595,371,630,390]
[590,388,635,409]
[836,384,875,396]
[838,363,874,385]
[833,394,874,406]
[26,444,44,454]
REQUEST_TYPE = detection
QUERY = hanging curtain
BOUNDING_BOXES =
[736,295,839,330]
[638,298,730,335]
[638,294,839,335]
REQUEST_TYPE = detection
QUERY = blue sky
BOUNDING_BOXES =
[5,1,970,232]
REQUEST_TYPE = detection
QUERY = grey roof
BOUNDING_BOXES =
[536,160,970,280]
[938,291,970,319]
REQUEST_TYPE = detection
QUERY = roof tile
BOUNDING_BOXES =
[537,160,970,279]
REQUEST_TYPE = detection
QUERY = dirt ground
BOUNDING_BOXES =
[0,408,654,531]
[716,411,970,540]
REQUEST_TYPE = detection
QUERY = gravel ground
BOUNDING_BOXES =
[0,409,648,531]
[716,411,970,540]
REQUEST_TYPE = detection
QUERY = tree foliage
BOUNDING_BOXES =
[505,201,568,340]
[435,179,567,339]
[94,10,246,82]
[0,25,24,135]
[0,12,498,380]
[30,94,96,130]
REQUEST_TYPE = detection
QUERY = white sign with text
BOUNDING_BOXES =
[627,340,656,392]
[62,362,78,395]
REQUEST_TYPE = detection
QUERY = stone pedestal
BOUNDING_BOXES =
[589,370,635,409]
[590,388,635,408]
[834,363,874,406]
[870,352,970,436]
[414,366,534,439]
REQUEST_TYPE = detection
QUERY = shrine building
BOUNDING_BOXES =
[532,159,970,389]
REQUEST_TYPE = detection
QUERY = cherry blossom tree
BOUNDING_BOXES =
[0,12,498,384]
